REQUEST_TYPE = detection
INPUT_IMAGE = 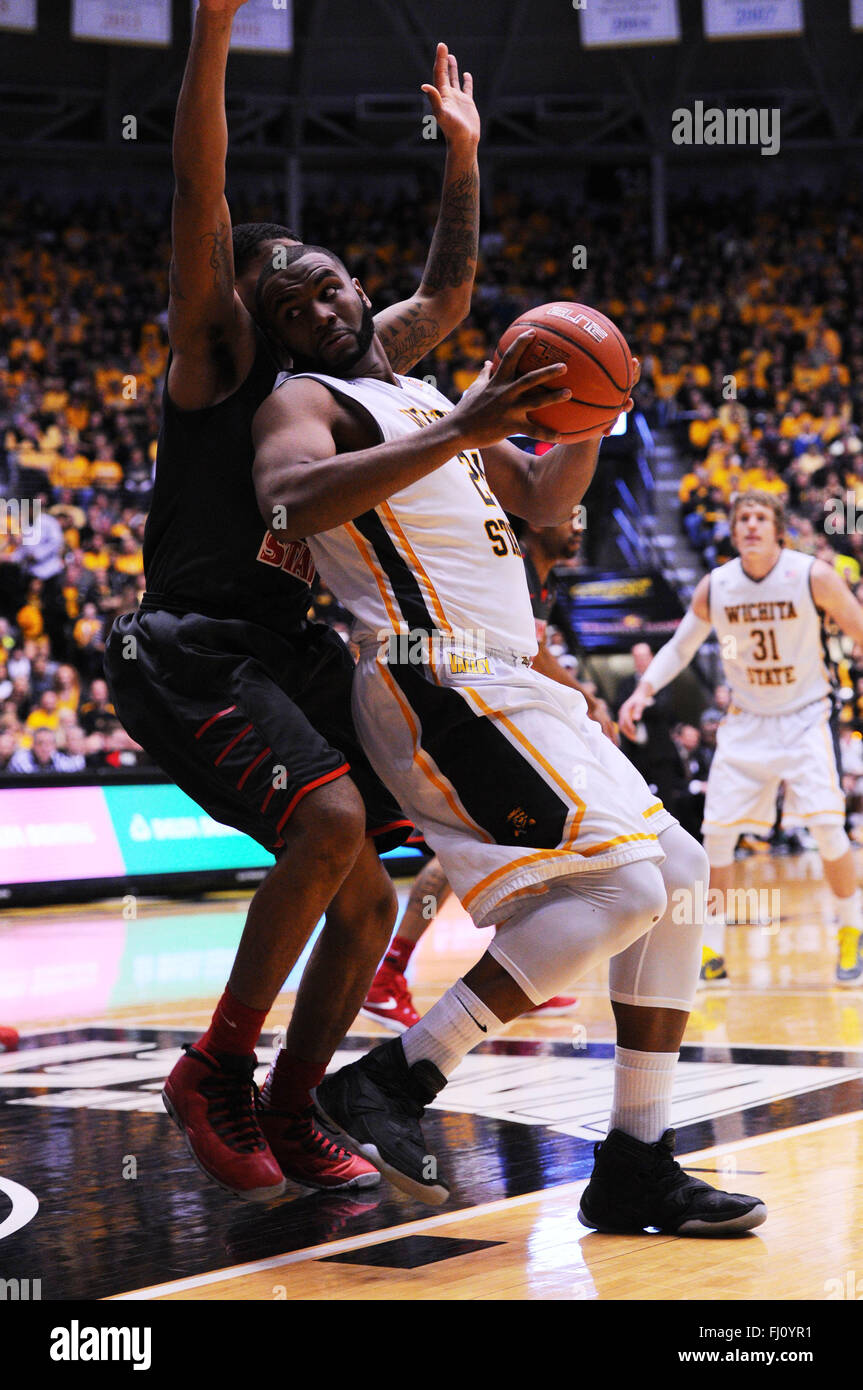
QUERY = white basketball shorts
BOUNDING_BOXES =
[352,647,675,927]
[702,695,845,835]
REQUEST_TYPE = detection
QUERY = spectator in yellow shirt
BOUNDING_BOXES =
[816,400,844,445]
[51,441,91,491]
[16,582,44,641]
[678,464,708,506]
[24,690,61,736]
[55,664,81,715]
[718,399,749,445]
[73,602,106,680]
[114,534,144,578]
[708,452,745,504]
[88,445,123,491]
[758,462,789,499]
[651,354,683,402]
[779,398,814,439]
[689,401,721,452]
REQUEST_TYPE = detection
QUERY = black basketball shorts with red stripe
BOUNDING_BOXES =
[104,610,411,855]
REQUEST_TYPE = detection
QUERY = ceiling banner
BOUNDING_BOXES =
[71,0,171,46]
[0,0,37,32]
[579,0,681,48]
[703,0,804,39]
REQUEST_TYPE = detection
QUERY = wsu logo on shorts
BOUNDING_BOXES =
[507,806,537,838]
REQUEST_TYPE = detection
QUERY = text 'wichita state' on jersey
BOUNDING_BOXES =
[709,549,832,712]
[284,372,539,657]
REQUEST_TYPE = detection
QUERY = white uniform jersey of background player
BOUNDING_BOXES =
[619,493,863,986]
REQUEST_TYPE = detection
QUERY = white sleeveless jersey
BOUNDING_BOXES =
[709,550,832,714]
[284,372,538,657]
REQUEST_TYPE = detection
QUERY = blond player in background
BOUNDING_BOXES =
[620,491,863,987]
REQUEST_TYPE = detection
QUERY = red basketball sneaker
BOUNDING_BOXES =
[258,1102,381,1191]
[0,1026,19,1051]
[162,1044,286,1203]
[360,962,420,1032]
[527,995,579,1016]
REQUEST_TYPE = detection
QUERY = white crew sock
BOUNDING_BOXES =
[401,977,503,1077]
[609,1046,678,1144]
[831,888,863,932]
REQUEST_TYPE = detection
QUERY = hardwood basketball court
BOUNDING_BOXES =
[2,851,861,1305]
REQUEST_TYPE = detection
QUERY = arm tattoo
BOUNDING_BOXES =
[377,303,441,373]
[421,167,479,293]
[199,220,232,295]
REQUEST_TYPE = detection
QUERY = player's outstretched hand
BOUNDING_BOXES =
[422,43,480,148]
[618,686,652,741]
[452,332,571,447]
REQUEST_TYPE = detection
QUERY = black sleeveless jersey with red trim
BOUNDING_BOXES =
[143,326,314,636]
[523,553,554,634]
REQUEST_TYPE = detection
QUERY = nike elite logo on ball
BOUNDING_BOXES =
[546,304,609,343]
[494,300,632,438]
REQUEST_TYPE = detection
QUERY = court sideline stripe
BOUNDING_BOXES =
[110,1108,863,1300]
[110,1183,591,1299]
[21,1018,863,1048]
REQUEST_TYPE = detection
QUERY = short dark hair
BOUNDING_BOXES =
[254,243,350,317]
[232,222,299,277]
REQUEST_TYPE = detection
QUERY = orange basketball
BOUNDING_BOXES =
[493,302,634,439]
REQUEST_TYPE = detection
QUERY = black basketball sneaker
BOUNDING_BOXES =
[578,1128,767,1236]
[313,1038,449,1205]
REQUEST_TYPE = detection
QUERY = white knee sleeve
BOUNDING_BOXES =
[489,860,667,1005]
[808,824,850,862]
[609,824,707,1012]
[703,829,738,868]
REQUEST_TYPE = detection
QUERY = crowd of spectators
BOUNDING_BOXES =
[2,180,862,786]
[666,193,863,590]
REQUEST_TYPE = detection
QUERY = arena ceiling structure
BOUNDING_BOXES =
[0,0,862,173]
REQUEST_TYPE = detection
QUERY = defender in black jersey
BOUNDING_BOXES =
[105,1,482,1201]
[108,320,404,856]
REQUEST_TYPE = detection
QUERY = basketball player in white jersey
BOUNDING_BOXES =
[620,491,863,988]
[248,244,766,1234]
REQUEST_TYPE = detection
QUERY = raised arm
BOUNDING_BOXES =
[617,574,714,739]
[167,0,254,409]
[374,44,480,374]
